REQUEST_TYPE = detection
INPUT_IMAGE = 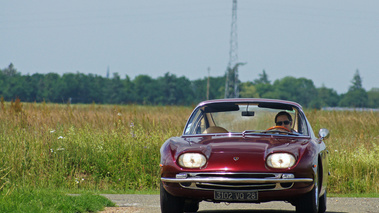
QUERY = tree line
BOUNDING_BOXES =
[1,63,378,108]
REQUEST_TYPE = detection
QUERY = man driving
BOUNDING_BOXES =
[275,111,293,132]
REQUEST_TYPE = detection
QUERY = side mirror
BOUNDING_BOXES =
[318,128,330,140]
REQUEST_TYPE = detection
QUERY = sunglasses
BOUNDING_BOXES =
[276,120,291,126]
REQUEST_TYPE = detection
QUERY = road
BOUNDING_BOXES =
[100,194,379,213]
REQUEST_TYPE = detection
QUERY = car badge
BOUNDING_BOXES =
[233,157,239,161]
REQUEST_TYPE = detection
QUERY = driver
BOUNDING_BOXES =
[275,111,293,132]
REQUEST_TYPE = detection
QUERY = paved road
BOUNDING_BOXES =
[100,194,379,213]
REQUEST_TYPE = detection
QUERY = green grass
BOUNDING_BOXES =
[329,193,379,198]
[306,110,379,194]
[0,188,115,213]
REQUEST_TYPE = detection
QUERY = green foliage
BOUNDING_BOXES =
[339,70,369,107]
[367,88,379,108]
[329,143,379,193]
[0,188,115,213]
[156,73,195,105]
[267,76,318,108]
[349,69,363,91]
[192,76,226,101]
[239,82,259,98]
[315,86,340,108]
[253,70,270,85]
[1,63,19,77]
[339,88,368,107]
[1,64,378,108]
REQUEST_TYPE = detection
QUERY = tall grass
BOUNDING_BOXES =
[0,102,190,191]
[0,102,378,194]
[0,188,115,213]
[306,110,379,194]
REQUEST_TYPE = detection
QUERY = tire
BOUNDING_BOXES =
[160,182,185,213]
[183,200,199,212]
[318,191,327,213]
[296,176,319,213]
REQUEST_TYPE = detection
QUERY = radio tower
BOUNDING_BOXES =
[224,0,239,98]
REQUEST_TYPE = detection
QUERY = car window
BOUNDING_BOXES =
[184,108,205,135]
[183,103,309,136]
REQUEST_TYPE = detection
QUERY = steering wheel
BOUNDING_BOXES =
[266,125,291,132]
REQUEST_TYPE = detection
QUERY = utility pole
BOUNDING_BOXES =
[207,67,210,100]
[225,0,239,98]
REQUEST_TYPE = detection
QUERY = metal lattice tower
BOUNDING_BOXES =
[225,0,239,98]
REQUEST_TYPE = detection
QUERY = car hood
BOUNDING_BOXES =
[165,135,312,172]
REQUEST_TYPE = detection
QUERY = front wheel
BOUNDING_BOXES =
[160,182,184,213]
[183,200,199,212]
[319,191,327,213]
[296,178,319,213]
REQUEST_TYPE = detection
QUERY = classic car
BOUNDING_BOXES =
[160,98,329,213]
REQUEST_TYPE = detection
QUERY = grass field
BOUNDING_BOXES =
[0,101,378,196]
[0,188,114,213]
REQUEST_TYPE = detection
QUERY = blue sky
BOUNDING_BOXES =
[1,0,379,94]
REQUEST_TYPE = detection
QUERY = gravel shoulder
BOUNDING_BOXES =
[100,194,379,213]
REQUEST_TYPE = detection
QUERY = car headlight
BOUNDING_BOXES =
[178,153,207,168]
[266,153,296,169]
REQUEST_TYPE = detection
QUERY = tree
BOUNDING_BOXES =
[209,76,227,100]
[271,77,318,108]
[192,76,225,102]
[2,63,20,77]
[133,74,157,104]
[0,63,22,100]
[119,75,135,104]
[104,73,124,104]
[367,88,379,108]
[239,82,259,98]
[30,73,45,102]
[339,70,368,107]
[86,74,106,104]
[253,70,274,98]
[191,79,206,101]
[315,85,340,107]
[60,73,82,103]
[156,72,195,105]
[41,73,62,102]
[349,69,363,91]
[253,70,270,85]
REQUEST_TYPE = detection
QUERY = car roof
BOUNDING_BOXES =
[197,98,303,110]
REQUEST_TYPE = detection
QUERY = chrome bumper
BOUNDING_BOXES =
[161,172,313,191]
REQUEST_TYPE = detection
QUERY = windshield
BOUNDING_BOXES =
[184,102,309,136]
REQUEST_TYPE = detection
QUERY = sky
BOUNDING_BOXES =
[1,0,379,94]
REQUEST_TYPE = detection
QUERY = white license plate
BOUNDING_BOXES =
[214,190,258,201]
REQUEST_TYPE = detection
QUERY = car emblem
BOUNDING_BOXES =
[233,157,239,161]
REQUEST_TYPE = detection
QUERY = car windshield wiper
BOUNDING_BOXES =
[242,130,260,134]
[260,129,300,136]
[242,130,300,136]
[241,130,268,136]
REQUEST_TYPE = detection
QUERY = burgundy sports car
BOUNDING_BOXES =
[160,98,330,213]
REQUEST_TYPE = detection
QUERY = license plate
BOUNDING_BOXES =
[214,190,258,201]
